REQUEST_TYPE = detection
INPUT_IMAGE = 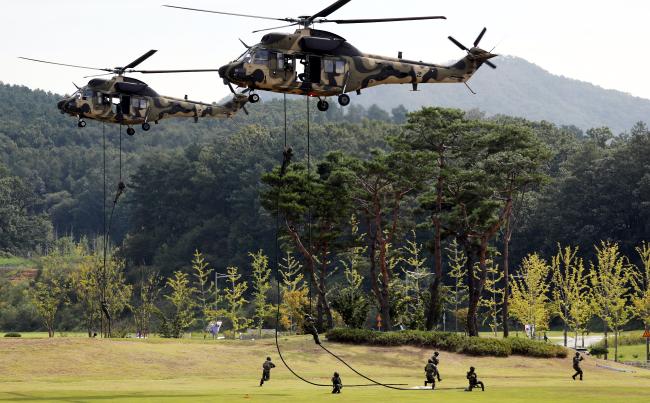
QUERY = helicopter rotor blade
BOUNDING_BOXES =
[307,0,351,24]
[474,27,487,47]
[18,57,111,72]
[132,69,221,74]
[163,5,296,23]
[121,50,158,73]
[485,60,497,69]
[448,36,469,52]
[320,16,446,24]
[83,73,114,79]
[252,22,299,33]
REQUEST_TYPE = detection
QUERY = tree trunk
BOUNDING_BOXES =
[375,211,392,331]
[646,324,649,363]
[614,330,618,362]
[502,206,512,338]
[426,153,445,330]
[605,323,609,359]
[563,325,568,347]
[287,222,332,330]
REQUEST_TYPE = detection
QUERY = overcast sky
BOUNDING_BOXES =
[1,0,649,103]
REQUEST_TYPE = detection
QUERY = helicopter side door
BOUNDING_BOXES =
[130,97,149,120]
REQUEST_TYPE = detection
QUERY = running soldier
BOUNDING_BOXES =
[572,352,584,381]
[424,359,436,389]
[260,356,276,386]
[430,351,442,381]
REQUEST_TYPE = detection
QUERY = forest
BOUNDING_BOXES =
[1,82,649,354]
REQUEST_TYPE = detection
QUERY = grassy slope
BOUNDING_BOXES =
[0,336,649,403]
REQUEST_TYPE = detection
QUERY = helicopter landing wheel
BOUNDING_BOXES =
[141,122,151,131]
[77,120,86,128]
[338,94,350,107]
[126,127,136,136]
[248,93,260,103]
[317,100,329,112]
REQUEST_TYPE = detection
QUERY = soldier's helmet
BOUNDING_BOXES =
[470,366,475,371]
[267,356,272,361]
[434,351,439,356]
[575,352,580,356]
[334,372,339,377]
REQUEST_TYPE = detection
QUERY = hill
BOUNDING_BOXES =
[0,335,648,402]
[334,56,650,134]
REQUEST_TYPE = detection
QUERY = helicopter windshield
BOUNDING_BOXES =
[237,51,251,63]
[251,49,269,64]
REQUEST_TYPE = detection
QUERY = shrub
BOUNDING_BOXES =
[3,332,21,337]
[325,328,566,358]
[508,337,567,358]
[589,345,609,357]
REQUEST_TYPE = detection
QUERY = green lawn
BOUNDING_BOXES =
[0,256,35,268]
[615,343,650,362]
[1,335,649,402]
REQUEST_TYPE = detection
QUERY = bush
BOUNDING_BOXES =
[3,332,21,337]
[325,328,566,358]
[589,345,609,357]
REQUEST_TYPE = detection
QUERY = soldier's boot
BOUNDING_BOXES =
[424,381,428,386]
[260,378,264,386]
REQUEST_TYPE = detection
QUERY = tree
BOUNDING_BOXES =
[509,253,551,338]
[102,256,133,338]
[398,107,465,330]
[278,252,308,334]
[393,230,431,330]
[212,266,251,338]
[550,245,592,348]
[30,251,71,337]
[480,255,503,336]
[590,241,635,361]
[251,250,274,337]
[133,268,160,338]
[631,241,650,362]
[445,239,468,333]
[191,249,214,336]
[71,250,101,337]
[162,271,197,338]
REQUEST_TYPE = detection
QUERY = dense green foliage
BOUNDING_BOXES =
[326,328,567,358]
[1,82,649,337]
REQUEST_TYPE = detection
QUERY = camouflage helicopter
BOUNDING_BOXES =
[19,50,248,135]
[165,0,497,111]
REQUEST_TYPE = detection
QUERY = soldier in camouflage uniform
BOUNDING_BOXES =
[331,372,342,394]
[465,366,485,392]
[303,314,321,345]
[572,352,584,381]
[430,351,442,382]
[424,359,436,389]
[260,356,276,386]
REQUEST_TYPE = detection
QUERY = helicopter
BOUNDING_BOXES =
[165,0,497,112]
[19,50,249,135]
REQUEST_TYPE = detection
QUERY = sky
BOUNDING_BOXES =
[1,0,649,103]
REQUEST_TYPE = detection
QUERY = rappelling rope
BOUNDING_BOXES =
[272,95,405,388]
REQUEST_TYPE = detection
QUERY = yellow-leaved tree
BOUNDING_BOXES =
[551,245,592,348]
[631,241,650,362]
[509,253,551,339]
[590,241,635,361]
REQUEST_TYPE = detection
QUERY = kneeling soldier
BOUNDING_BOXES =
[465,366,485,392]
[332,372,343,394]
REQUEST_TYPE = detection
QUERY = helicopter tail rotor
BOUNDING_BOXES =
[448,27,497,69]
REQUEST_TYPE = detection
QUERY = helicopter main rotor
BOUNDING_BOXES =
[163,0,446,33]
[19,50,222,78]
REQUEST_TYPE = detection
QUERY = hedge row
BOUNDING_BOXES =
[325,328,567,358]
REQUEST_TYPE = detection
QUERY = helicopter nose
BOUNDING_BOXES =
[57,100,66,110]
[218,65,228,78]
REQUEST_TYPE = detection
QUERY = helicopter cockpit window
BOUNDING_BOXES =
[82,88,94,100]
[252,49,269,64]
[238,51,251,63]
[324,59,334,74]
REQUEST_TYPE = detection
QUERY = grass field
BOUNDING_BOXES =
[1,335,649,403]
